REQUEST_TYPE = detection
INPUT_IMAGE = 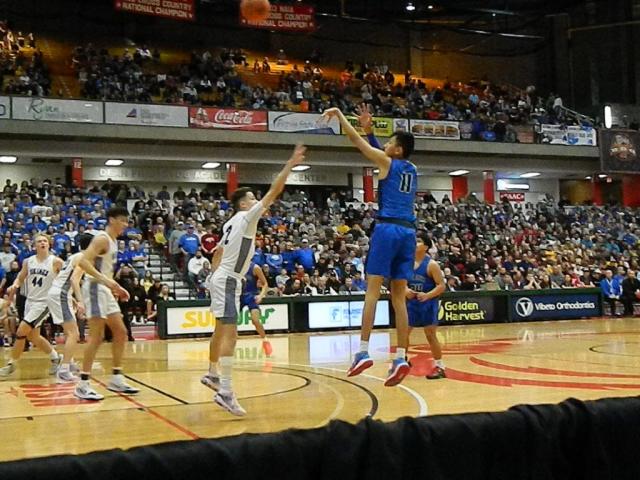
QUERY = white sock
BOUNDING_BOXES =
[359,340,369,353]
[396,347,406,360]
[435,359,445,369]
[49,350,59,360]
[219,356,233,394]
[209,362,219,376]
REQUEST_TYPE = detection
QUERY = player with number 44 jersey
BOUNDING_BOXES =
[322,104,417,387]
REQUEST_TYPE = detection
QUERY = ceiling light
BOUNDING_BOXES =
[202,162,220,169]
[373,168,380,174]
[604,105,612,129]
[598,173,608,179]
[449,169,470,176]
[292,165,311,172]
[0,156,17,163]
[520,172,541,178]
[427,4,434,9]
[585,176,592,180]
[358,189,365,194]
[406,2,416,11]
[496,179,530,191]
[104,159,123,166]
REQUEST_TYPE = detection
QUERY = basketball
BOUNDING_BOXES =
[240,0,271,21]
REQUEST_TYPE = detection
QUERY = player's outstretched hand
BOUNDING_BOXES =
[288,143,306,168]
[355,103,372,131]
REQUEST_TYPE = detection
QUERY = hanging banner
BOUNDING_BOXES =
[240,4,316,32]
[190,107,268,131]
[409,119,460,140]
[12,97,103,123]
[114,0,195,22]
[105,102,187,127]
[539,125,597,146]
[343,116,394,137]
[499,192,525,202]
[268,111,339,134]
[600,129,640,173]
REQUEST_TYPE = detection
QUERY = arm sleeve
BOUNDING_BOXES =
[366,133,382,150]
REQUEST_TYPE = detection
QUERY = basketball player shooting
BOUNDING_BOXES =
[322,105,417,387]
[204,143,306,416]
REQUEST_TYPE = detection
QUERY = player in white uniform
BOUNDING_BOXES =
[0,295,17,347]
[0,235,63,378]
[201,144,306,416]
[47,233,94,383]
[74,207,137,401]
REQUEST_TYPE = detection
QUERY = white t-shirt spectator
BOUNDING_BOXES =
[188,256,210,276]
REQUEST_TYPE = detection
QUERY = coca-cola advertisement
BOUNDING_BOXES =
[189,107,268,131]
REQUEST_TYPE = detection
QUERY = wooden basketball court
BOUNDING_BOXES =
[1,317,640,462]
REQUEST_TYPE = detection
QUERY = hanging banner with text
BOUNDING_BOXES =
[114,0,195,22]
[538,124,597,146]
[189,107,268,131]
[499,192,525,202]
[600,129,640,173]
[409,119,460,140]
[343,116,394,137]
[240,4,315,32]
[268,111,339,134]
[12,97,103,123]
[105,102,188,127]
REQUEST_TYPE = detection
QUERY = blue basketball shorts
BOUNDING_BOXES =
[408,299,439,327]
[240,292,260,311]
[365,222,416,281]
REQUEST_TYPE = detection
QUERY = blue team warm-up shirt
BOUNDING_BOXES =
[241,262,260,311]
[366,149,418,280]
[407,255,439,327]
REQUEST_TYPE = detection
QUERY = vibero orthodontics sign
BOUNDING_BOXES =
[510,291,601,321]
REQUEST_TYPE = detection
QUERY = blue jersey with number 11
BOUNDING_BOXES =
[378,159,417,223]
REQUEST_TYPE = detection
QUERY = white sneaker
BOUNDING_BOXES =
[0,363,16,378]
[214,391,246,416]
[56,369,79,384]
[107,374,140,395]
[69,362,80,374]
[49,355,62,375]
[74,382,104,401]
[200,373,220,392]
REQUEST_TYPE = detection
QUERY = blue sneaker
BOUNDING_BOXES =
[347,351,373,377]
[384,358,411,387]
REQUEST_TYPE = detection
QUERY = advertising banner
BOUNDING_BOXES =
[499,192,525,202]
[240,4,315,32]
[438,297,495,323]
[105,102,187,127]
[0,96,9,119]
[308,300,390,329]
[268,111,339,134]
[392,118,409,132]
[189,107,268,131]
[510,292,601,321]
[409,119,460,140]
[12,97,103,123]
[114,0,195,22]
[166,303,289,336]
[600,129,640,173]
[539,124,597,146]
[343,116,394,137]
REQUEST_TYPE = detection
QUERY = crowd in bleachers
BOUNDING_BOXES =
[3,175,640,345]
[0,21,49,97]
[66,41,587,140]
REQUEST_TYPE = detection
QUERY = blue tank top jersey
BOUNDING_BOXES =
[377,159,417,223]
[408,256,436,296]
[244,262,258,294]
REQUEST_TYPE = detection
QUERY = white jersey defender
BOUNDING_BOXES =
[23,254,57,328]
[82,232,120,318]
[47,252,82,325]
[209,200,264,321]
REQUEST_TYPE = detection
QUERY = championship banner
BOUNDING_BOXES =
[240,4,316,32]
[105,102,187,127]
[190,107,268,131]
[12,97,103,123]
[539,124,597,146]
[0,96,9,119]
[409,119,460,140]
[268,111,339,134]
[343,116,394,137]
[114,0,195,22]
[600,129,640,173]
